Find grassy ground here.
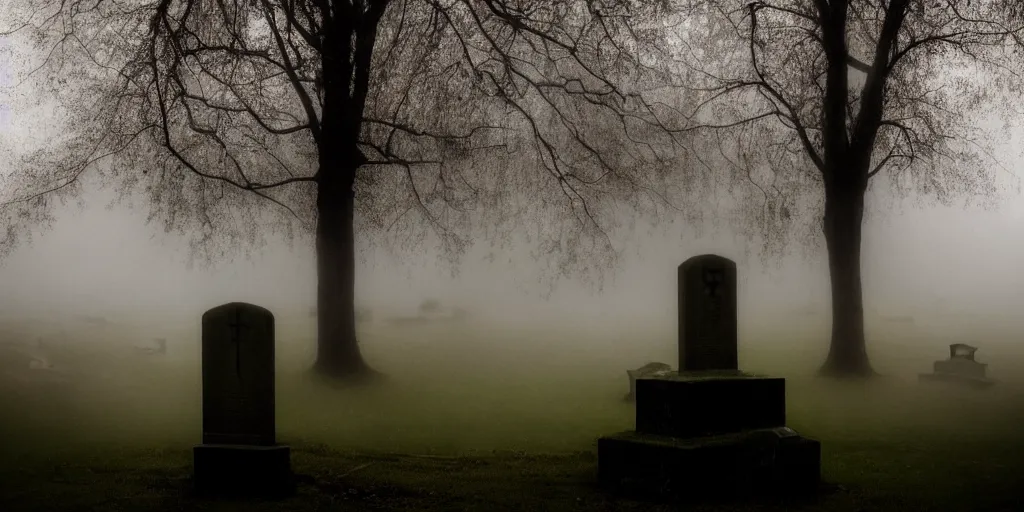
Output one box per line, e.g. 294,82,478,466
1,319,1023,511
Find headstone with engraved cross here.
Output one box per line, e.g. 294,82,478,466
201,302,276,445
678,254,738,372
193,302,293,498
598,255,820,501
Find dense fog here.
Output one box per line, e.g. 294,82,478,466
4,180,1024,462
4,180,1024,341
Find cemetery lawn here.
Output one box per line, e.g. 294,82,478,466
2,324,1023,511
1,423,1022,512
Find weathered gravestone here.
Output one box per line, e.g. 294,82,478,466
192,302,294,498
598,254,821,501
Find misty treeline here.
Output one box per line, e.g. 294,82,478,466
0,1,1022,381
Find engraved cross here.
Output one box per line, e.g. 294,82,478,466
228,310,243,378
704,268,724,298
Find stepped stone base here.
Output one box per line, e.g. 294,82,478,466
598,427,820,500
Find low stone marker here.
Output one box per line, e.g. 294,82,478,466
624,362,672,402
918,343,996,389
598,254,821,501
192,302,293,498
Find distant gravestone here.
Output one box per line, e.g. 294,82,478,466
193,302,293,498
919,343,996,389
678,254,738,372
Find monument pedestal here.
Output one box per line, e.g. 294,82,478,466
635,371,786,437
598,372,820,501
193,444,294,499
599,426,820,498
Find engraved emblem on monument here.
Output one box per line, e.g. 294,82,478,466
678,255,738,372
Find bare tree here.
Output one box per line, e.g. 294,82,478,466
1,0,691,382
653,0,1024,376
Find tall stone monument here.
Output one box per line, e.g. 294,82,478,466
192,302,294,498
598,255,820,500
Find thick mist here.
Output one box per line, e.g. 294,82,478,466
5,181,1024,341
4,174,1024,464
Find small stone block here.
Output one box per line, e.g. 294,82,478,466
193,444,294,499
773,435,822,495
597,428,820,500
635,372,786,437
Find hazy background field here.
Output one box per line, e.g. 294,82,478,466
5,187,1024,454
4,309,1024,456
3,180,1024,510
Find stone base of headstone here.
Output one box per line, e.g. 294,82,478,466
597,427,821,500
933,359,988,379
599,372,819,502
193,444,294,499
918,372,995,389
635,371,786,437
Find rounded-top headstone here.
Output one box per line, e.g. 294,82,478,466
201,302,276,446
678,255,738,372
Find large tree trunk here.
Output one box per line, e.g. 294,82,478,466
311,160,379,383
819,176,875,378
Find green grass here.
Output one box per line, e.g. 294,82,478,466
1,320,1023,511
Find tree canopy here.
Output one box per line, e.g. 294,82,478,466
1,0,702,283
658,0,1023,247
